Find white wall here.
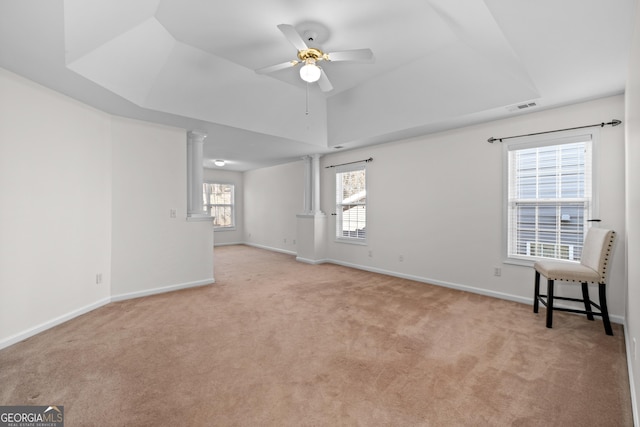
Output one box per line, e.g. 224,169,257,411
0,67,214,348
110,117,214,299
625,0,640,421
321,95,626,318
204,168,244,246
0,68,112,345
244,160,304,254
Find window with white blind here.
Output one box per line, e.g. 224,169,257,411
505,132,594,262
336,164,366,243
203,183,235,229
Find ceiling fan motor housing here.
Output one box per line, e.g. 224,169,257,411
297,48,328,63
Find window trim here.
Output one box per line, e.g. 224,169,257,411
335,163,367,245
502,127,599,266
204,182,236,231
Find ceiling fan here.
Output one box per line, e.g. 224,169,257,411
256,24,374,92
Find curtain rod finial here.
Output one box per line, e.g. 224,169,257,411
612,119,622,127
488,137,496,143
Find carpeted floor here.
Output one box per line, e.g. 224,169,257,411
0,245,632,426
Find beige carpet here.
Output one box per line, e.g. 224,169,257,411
0,245,632,426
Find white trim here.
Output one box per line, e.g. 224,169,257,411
296,256,328,265
1,278,216,351
187,214,214,222
244,242,297,256
111,279,213,302
335,163,367,244
625,321,639,426
245,244,626,325
214,241,244,247
334,237,367,246
502,128,599,263
323,257,624,324
0,297,111,350
326,257,532,303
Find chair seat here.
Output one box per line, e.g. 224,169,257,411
534,260,600,283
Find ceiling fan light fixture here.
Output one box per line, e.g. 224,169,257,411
299,59,321,83
214,159,225,167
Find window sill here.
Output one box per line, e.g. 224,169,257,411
214,227,236,232
187,214,214,222
503,256,580,268
335,238,367,246
503,257,535,268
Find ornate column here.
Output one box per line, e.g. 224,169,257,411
311,154,323,214
296,153,326,264
302,155,313,214
187,130,208,219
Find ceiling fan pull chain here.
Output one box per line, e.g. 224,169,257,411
305,82,310,115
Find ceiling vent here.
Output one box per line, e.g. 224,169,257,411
507,101,538,112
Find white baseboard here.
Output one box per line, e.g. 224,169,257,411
326,258,530,303
625,321,639,426
244,242,296,256
324,258,625,324
214,241,243,247
242,241,627,324
0,297,111,350
296,256,328,265
242,243,626,325
111,279,214,302
1,279,215,351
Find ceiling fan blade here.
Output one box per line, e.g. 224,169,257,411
255,60,298,74
317,69,333,92
327,48,374,63
277,24,308,52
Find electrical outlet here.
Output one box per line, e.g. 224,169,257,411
169,209,177,218
283,238,287,244
494,267,502,277
368,250,373,258
293,239,296,245
96,273,102,285
399,255,404,262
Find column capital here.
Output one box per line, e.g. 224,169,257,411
187,130,207,143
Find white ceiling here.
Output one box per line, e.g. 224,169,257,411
0,0,636,171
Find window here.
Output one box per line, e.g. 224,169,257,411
203,183,235,229
336,164,366,242
506,132,594,262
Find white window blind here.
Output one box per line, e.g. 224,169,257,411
335,164,366,242
506,134,593,261
203,183,235,229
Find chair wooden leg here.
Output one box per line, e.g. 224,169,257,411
599,283,613,336
546,279,554,328
581,282,594,321
534,271,540,313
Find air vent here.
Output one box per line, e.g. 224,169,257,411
507,101,538,112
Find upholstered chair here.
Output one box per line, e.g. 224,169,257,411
533,228,616,335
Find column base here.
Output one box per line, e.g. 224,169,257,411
296,213,326,263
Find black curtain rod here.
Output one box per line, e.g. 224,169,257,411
487,119,621,143
325,157,373,169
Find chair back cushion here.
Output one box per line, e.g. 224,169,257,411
580,228,616,283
